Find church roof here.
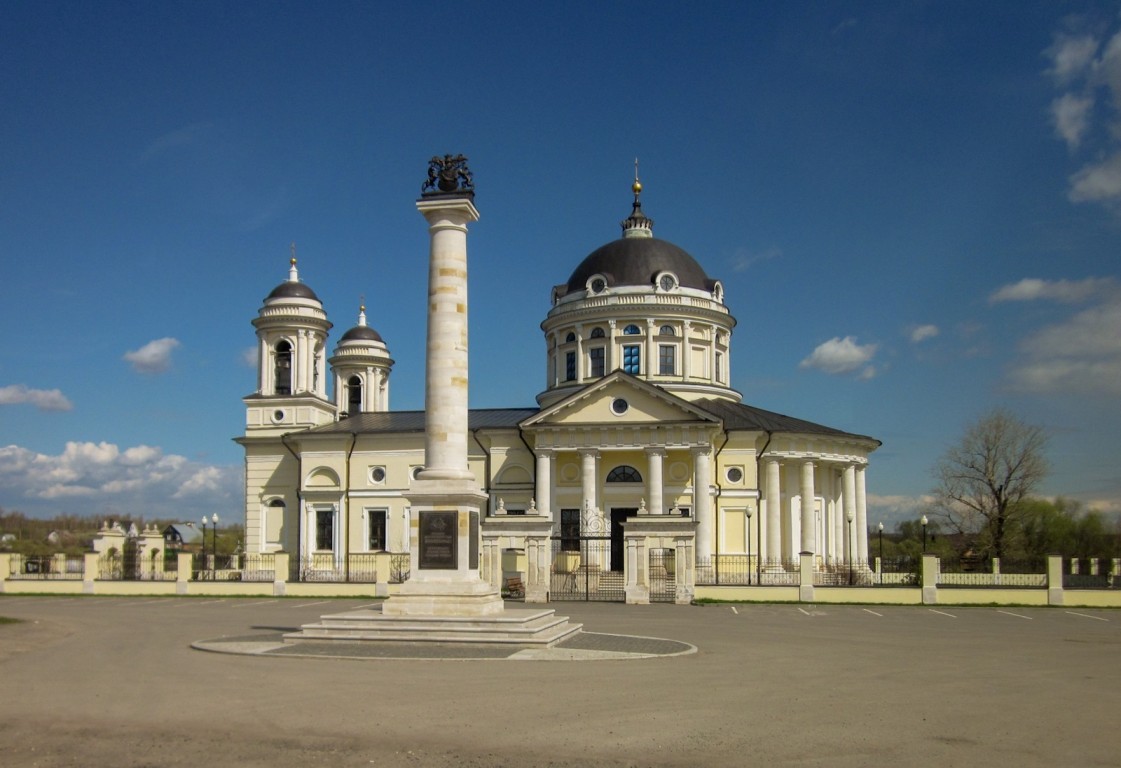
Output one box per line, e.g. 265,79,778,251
266,280,320,301
692,397,880,444
339,325,384,343
303,408,539,435
564,237,713,294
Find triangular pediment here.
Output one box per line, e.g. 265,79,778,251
521,372,720,429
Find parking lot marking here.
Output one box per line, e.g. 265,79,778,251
798,607,811,616
1066,611,1109,622
730,606,738,615
929,609,957,618
998,610,1032,620
294,601,332,608
862,608,883,617
241,600,278,606
199,600,226,605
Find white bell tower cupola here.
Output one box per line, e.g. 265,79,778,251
328,302,394,418
245,250,336,434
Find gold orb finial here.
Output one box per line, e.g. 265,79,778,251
632,157,642,195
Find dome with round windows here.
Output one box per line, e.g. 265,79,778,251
564,236,712,295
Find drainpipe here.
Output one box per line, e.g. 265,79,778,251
755,431,774,582
343,431,357,581
470,427,491,513
712,429,730,585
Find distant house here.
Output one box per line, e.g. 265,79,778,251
163,524,202,551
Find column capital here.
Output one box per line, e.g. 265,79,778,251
578,448,600,459
534,447,555,458
691,446,712,458
645,446,666,458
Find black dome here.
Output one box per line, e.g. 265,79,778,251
565,237,712,294
339,325,384,343
266,281,320,301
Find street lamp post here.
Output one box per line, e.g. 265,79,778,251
199,516,209,580
878,521,884,584
210,513,219,579
921,514,929,553
746,507,754,585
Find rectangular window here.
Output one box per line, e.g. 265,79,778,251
589,346,605,377
623,344,641,375
715,351,724,383
560,508,580,552
565,350,577,381
315,509,334,551
659,345,676,375
368,509,387,551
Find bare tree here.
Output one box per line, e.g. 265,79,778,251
931,408,1048,558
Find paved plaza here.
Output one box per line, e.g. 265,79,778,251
0,595,1117,767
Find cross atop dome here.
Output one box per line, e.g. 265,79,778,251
621,159,654,238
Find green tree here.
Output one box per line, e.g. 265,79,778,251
930,408,1048,559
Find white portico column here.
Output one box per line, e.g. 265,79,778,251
579,449,599,518
646,448,664,515
415,196,480,481
842,464,857,566
856,466,869,563
765,458,781,564
800,461,816,555
694,448,713,559
535,450,553,521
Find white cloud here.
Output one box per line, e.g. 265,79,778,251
123,337,180,374
989,276,1115,304
867,493,936,528
1069,152,1121,203
0,441,239,519
1046,33,1099,83
799,336,878,378
909,324,939,343
1051,92,1093,148
1005,289,1121,397
241,346,258,368
729,245,781,273
0,384,73,411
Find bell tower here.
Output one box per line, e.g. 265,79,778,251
328,303,394,417
245,250,336,435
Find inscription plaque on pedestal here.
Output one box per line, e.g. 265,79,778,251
419,511,458,569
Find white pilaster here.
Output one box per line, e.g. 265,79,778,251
646,447,664,514
580,449,598,515
535,450,553,521
694,448,713,559
765,458,781,564
800,460,815,554
843,464,857,566
856,466,869,563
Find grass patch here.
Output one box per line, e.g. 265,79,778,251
0,616,22,625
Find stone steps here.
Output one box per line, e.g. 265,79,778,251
284,607,582,647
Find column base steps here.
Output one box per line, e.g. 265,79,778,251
284,606,582,647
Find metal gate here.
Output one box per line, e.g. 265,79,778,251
549,535,625,602
649,547,676,602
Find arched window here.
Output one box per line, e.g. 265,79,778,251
274,340,292,395
606,465,643,483
659,325,675,336
565,332,577,343
347,375,362,414
590,327,605,339
623,324,641,335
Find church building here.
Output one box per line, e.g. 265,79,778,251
236,176,879,599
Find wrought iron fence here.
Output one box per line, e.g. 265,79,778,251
240,553,276,582
879,556,920,586
294,553,400,583
8,554,84,580
814,561,874,586
938,556,1046,588
694,556,800,586
1064,557,1119,589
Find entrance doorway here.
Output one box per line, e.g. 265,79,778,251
610,508,637,573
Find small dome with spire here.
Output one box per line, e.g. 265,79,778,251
339,304,384,343
265,249,321,303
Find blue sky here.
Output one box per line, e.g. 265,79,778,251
2,1,1120,527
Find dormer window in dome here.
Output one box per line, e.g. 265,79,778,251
587,274,609,295
565,332,577,343
590,327,605,339
275,340,292,395
623,324,641,335
713,281,724,304
656,271,678,292
659,325,676,336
